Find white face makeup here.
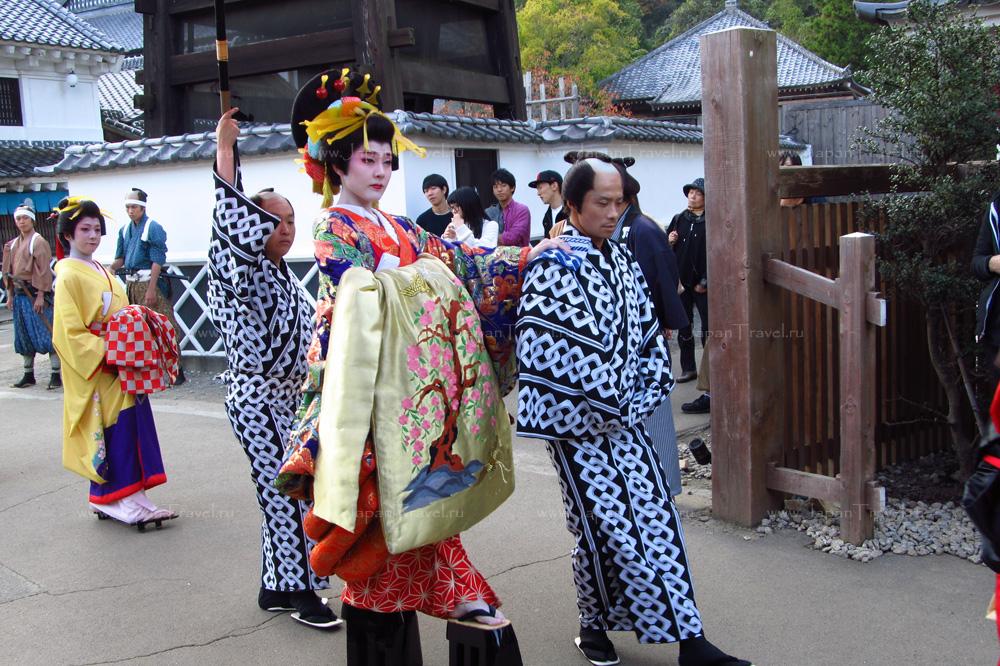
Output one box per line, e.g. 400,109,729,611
68,216,103,259
335,141,394,208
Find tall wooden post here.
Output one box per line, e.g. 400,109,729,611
838,233,878,543
701,28,784,525
137,0,173,137
351,0,403,112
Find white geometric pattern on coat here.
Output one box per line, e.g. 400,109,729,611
547,425,703,644
208,168,321,592
225,373,326,592
517,234,673,442
209,179,310,381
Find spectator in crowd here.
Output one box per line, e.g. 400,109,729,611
667,177,708,383
443,186,499,248
415,173,452,236
485,168,531,247
529,169,567,241
973,188,1000,395
779,152,806,208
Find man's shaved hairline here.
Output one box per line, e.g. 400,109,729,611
253,190,294,217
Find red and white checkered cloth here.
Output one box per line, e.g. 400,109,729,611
104,304,179,395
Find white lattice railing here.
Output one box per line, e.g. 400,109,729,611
165,258,319,358
2,259,318,358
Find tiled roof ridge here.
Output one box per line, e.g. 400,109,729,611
600,6,767,92
68,0,135,12
36,113,810,175
3,0,127,52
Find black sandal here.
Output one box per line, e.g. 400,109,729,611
450,605,511,629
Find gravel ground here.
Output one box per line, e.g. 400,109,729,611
675,437,984,565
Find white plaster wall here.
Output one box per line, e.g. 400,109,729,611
400,138,706,237
65,136,709,265
69,152,316,264
401,142,456,220
0,58,105,142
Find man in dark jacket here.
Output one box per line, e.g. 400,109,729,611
972,192,1000,393
666,178,708,383
607,157,689,498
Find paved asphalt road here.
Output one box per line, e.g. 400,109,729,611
0,317,995,665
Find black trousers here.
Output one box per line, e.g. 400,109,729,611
979,342,1000,416
678,287,708,374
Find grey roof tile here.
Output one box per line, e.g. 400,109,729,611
602,6,854,108
98,68,140,114
79,10,142,53
853,0,999,22
0,0,125,52
0,140,80,179
37,112,806,175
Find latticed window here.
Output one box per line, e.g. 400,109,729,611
0,78,23,126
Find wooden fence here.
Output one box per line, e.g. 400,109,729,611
779,202,951,478
522,72,580,121
779,98,914,166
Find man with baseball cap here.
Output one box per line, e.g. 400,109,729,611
529,169,567,241
110,188,185,385
2,202,60,389
666,177,708,386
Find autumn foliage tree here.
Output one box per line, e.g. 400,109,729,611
517,0,646,96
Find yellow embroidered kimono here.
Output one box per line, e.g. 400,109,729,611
53,259,167,502
314,256,514,555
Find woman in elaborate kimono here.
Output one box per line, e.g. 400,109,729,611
52,198,176,527
276,69,562,657
208,108,338,628
517,159,750,666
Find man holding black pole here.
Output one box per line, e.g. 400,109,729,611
110,189,186,385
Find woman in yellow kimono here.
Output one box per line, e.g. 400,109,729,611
52,198,176,527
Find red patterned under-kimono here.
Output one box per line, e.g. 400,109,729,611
278,204,528,617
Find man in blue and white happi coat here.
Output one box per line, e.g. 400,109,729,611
516,157,752,666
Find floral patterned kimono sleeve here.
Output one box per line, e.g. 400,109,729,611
277,210,376,500
410,222,529,394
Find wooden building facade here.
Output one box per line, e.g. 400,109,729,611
134,0,526,137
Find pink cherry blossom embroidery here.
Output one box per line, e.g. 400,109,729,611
419,406,429,416
399,414,409,425
412,455,422,466
417,367,429,379
413,440,425,452
423,300,436,312
401,397,414,410
419,313,432,326
475,408,484,418
471,424,480,434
